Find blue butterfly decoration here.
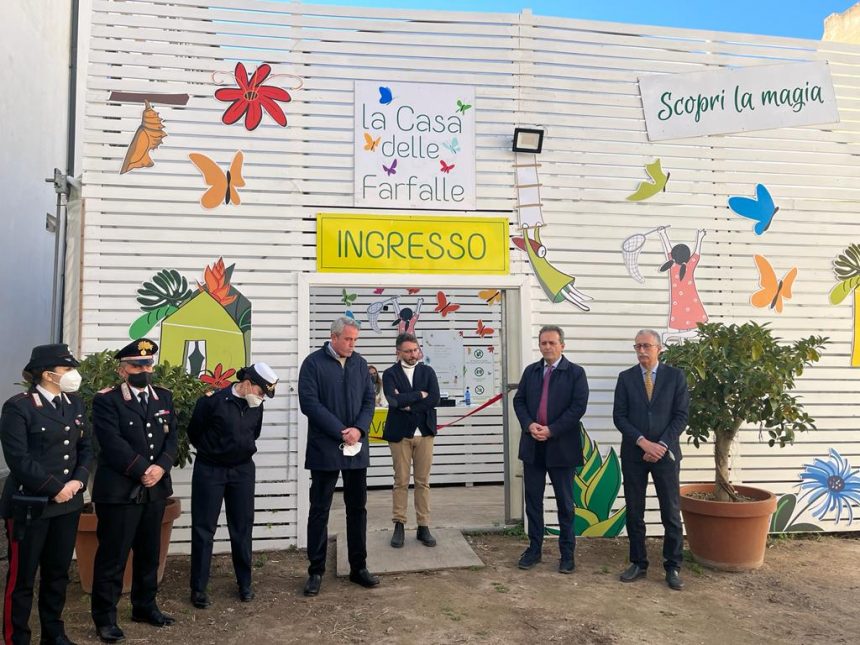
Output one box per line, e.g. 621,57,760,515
378,86,393,105
728,183,779,235
442,137,460,154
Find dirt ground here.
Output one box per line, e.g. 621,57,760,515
50,533,858,644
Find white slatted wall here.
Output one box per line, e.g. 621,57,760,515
78,0,860,553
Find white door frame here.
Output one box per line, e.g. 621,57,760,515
296,272,531,547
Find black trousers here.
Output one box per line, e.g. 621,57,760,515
522,446,575,558
307,469,367,575
190,459,255,593
621,454,683,571
91,500,166,627
3,511,81,644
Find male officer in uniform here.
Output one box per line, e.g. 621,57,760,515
90,339,178,643
187,362,279,609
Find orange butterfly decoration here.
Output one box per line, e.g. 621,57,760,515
189,151,245,209
478,289,501,305
476,320,494,337
434,291,461,317
120,101,166,174
751,255,797,313
407,288,421,295
363,132,381,151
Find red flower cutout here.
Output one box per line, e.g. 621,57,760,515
200,363,237,389
215,62,291,131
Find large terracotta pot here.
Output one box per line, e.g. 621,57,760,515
75,497,182,593
680,483,776,571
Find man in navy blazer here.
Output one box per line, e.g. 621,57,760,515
382,333,441,548
613,329,689,591
513,325,589,574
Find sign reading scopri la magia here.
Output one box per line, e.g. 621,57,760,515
354,81,476,209
639,61,840,141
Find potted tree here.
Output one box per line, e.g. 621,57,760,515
661,322,827,571
74,350,208,592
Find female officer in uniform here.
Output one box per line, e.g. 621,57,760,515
1,344,92,645
187,362,278,609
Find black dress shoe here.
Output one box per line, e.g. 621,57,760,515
416,525,437,547
303,573,322,596
348,568,380,588
190,591,211,609
239,587,255,602
95,625,125,643
390,521,405,548
517,548,541,570
131,608,175,627
665,568,684,591
620,563,647,583
41,635,78,645
558,557,575,574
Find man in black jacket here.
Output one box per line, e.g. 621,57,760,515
381,333,440,549
187,363,279,609
613,329,689,591
298,316,378,597
513,325,589,574
90,339,178,643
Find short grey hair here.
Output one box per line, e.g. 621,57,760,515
635,329,662,346
539,325,565,344
331,316,361,335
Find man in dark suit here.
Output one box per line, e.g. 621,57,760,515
381,333,440,549
298,316,379,597
613,329,689,591
513,325,589,574
90,339,178,642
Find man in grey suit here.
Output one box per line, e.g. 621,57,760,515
613,329,689,591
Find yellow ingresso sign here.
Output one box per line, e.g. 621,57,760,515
317,213,510,274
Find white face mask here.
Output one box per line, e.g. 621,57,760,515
340,441,363,457
244,393,264,408
51,369,82,393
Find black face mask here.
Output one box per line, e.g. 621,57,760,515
127,371,152,388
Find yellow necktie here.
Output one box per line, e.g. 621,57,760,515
644,370,654,401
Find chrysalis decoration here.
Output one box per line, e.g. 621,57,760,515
120,101,167,174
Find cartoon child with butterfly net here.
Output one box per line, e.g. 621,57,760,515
622,226,708,342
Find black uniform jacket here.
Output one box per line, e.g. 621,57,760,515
187,386,263,467
381,362,440,442
91,383,178,504
0,390,93,519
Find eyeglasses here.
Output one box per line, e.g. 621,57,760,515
633,344,658,351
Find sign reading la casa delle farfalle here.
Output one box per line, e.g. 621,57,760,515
354,81,476,209
639,61,840,141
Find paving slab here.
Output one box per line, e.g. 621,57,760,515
335,527,484,576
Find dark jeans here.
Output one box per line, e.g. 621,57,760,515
307,469,367,575
522,446,575,558
190,459,255,593
91,500,165,627
3,511,81,644
621,454,683,571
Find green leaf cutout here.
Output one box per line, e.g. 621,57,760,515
829,276,860,305
128,304,176,339
770,493,796,532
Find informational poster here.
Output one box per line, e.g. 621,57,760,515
639,61,839,141
354,81,476,209
421,330,464,395
464,346,494,402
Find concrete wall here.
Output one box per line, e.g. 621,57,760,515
824,2,860,43
0,1,72,471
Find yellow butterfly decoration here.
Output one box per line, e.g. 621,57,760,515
478,289,501,305
363,132,381,152
626,159,670,201
751,254,797,314
120,101,167,174
188,151,245,209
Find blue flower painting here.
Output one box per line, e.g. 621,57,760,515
796,449,860,525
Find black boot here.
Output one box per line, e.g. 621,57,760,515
417,525,437,547
391,521,405,548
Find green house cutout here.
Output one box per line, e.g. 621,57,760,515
159,290,251,377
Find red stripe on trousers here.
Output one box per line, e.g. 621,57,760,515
4,519,19,645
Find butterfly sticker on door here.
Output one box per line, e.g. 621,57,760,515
434,291,461,317
475,320,494,338
729,184,779,235
751,254,797,313
189,152,245,209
